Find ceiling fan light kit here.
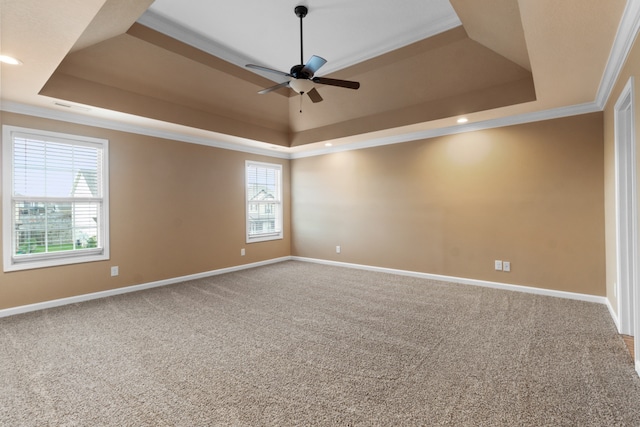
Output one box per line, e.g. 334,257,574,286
289,78,314,94
246,4,360,107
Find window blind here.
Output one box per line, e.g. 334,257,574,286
3,126,109,271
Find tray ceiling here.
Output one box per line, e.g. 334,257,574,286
0,0,631,155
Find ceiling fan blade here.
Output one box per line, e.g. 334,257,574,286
307,87,323,103
301,55,327,76
246,64,291,77
312,77,360,90
258,81,290,94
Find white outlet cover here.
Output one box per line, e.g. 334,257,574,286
494,260,503,271
503,261,511,272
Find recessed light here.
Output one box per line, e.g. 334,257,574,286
325,143,333,147
0,55,22,65
457,117,468,124
53,101,91,112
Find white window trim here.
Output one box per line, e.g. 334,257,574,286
245,160,283,243
2,125,110,272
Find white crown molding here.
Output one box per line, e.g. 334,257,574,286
137,10,257,74
137,10,461,78
596,0,640,109
4,3,635,162
0,101,289,159
3,100,603,161
6,2,634,160
291,102,601,159
318,16,462,75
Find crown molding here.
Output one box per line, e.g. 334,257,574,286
0,101,290,159
596,0,640,109
291,102,601,159
3,4,634,162
137,10,258,74
137,10,461,78
2,100,602,161
318,16,462,75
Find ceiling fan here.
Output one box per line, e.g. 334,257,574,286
246,5,360,104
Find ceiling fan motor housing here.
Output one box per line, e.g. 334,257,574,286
290,64,312,79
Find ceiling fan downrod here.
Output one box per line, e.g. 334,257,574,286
295,5,308,66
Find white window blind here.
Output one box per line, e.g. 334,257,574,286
246,161,283,243
2,126,109,271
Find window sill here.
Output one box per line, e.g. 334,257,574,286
3,251,109,272
246,233,283,244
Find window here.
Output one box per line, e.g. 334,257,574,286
246,161,282,243
2,126,109,271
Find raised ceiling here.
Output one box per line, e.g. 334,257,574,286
0,0,631,155
140,0,462,76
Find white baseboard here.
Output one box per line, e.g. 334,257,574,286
292,256,609,305
0,256,292,318
1,255,612,320
606,297,622,332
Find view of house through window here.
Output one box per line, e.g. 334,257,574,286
246,161,283,242
2,126,109,271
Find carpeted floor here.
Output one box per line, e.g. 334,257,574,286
1,260,640,426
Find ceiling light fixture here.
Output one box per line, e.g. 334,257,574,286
0,55,22,65
246,5,360,104
325,143,333,147
289,78,315,95
53,101,91,112
457,117,469,124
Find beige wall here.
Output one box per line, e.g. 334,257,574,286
0,112,291,310
291,113,605,295
604,34,640,315
0,108,607,310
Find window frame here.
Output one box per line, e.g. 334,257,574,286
245,160,283,243
2,125,110,272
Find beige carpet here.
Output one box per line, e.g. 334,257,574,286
1,261,639,426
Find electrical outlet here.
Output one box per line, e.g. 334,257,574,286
241,248,245,256
503,261,511,272
494,260,503,271
111,266,119,277
336,245,341,254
